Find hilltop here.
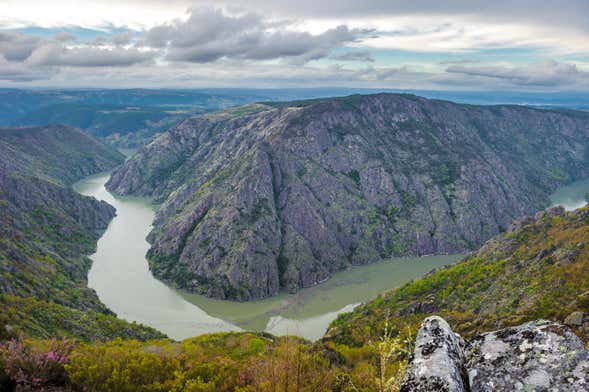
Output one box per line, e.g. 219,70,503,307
107,93,589,300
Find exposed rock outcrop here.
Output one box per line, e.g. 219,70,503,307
564,311,585,327
402,317,589,391
107,94,589,300
401,316,468,392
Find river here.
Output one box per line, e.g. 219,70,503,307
76,172,587,341
549,178,589,211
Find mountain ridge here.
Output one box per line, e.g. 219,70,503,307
0,125,124,185
107,93,589,300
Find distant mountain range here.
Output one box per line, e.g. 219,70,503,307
107,93,589,300
2,88,589,149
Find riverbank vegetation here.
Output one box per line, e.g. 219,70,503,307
327,206,589,347
4,206,589,390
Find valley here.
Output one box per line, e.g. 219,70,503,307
0,125,162,340
3,2,589,389
3,93,589,391
72,161,589,340
74,172,460,341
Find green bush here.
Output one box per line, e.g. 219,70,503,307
66,339,179,391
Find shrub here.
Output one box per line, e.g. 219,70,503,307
346,170,361,187
0,359,15,391
65,339,179,392
239,338,336,391
373,322,412,392
0,336,74,390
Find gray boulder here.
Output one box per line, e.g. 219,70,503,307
564,311,585,327
401,316,468,392
403,317,589,391
466,320,589,392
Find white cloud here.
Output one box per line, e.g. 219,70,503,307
353,18,589,55
0,53,54,82
144,8,368,64
0,32,43,61
0,30,155,70
25,44,155,67
112,32,133,46
446,60,589,87
0,2,589,90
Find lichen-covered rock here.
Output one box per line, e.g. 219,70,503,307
401,316,468,392
402,317,589,392
534,206,566,221
466,320,589,391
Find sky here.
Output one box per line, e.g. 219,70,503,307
1,0,589,90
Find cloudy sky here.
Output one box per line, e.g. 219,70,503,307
1,0,589,90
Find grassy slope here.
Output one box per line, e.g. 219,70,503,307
0,125,124,185
326,206,589,347
0,126,163,341
0,295,162,341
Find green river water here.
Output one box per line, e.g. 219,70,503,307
73,172,589,341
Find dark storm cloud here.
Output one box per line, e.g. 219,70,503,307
145,8,369,63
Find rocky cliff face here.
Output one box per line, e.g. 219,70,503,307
402,316,589,391
107,94,589,300
0,173,116,311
